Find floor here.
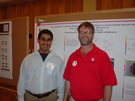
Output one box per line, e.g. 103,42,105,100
0,87,17,101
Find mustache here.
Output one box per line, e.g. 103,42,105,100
81,36,89,39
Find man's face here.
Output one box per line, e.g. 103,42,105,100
78,26,94,46
38,33,52,53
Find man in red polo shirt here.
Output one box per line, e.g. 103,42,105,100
63,22,117,101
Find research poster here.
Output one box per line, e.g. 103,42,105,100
0,21,12,79
35,19,135,101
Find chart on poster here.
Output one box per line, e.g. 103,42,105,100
0,21,12,79
35,19,135,101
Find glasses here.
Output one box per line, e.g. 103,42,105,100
41,37,52,42
79,31,93,35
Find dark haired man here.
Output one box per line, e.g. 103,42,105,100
63,22,117,101
17,29,65,101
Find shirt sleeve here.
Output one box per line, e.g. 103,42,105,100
56,58,65,101
63,55,72,81
101,52,117,86
17,58,27,101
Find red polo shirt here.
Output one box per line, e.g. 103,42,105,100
63,44,117,101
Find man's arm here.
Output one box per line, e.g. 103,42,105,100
63,80,70,101
103,86,112,101
56,59,65,101
17,59,27,101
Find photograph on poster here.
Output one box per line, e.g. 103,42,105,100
126,60,135,77
110,58,115,68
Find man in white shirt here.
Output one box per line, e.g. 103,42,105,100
17,29,65,101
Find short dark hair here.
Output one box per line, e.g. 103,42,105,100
38,29,53,40
78,22,94,33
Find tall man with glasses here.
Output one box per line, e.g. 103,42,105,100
17,29,65,101
63,22,117,101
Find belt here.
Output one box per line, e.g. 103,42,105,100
26,89,56,98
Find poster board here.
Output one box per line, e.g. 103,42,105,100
35,8,135,23
0,21,12,79
0,17,29,89
35,8,135,101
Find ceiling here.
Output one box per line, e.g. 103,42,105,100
0,0,37,6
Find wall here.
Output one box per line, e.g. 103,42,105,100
0,0,83,50
97,0,135,10
0,0,135,50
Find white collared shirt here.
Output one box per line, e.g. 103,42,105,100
17,51,65,101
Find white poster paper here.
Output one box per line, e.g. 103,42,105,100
35,19,135,101
0,21,12,79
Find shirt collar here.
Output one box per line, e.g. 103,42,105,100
76,44,98,56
